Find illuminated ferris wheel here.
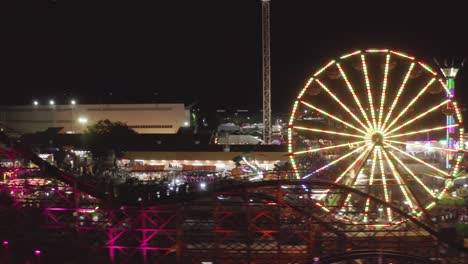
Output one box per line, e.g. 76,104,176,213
287,49,465,225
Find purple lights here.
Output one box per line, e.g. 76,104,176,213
2,241,8,246
34,249,41,255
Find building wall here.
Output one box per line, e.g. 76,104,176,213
123,151,288,171
0,104,189,134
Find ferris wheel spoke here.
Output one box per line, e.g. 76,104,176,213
361,54,377,129
381,63,415,131
377,147,392,222
387,151,436,198
303,144,371,179
384,99,451,136
339,144,375,187
337,145,375,215
385,124,459,139
300,101,368,135
386,140,458,153
382,78,436,133
293,140,367,155
384,143,449,176
438,79,455,99
363,149,378,223
316,145,373,200
315,79,371,133
377,54,391,131
336,64,374,131
381,149,418,214
293,126,366,139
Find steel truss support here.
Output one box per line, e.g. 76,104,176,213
1,179,464,263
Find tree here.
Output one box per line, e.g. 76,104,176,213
83,119,137,162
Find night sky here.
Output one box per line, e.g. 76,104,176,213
1,2,467,114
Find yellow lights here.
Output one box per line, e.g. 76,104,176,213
386,124,459,139
425,202,436,210
383,78,436,133
382,150,415,212
289,101,299,125
361,55,377,129
418,61,437,75
453,101,463,123
385,99,451,135
300,101,367,134
338,147,370,180
315,79,371,133
297,78,314,99
385,143,449,176
386,139,457,152
289,156,299,179
287,49,463,224
451,154,464,179
366,49,389,53
459,128,465,150
337,63,373,131
287,128,293,153
390,50,415,60
387,151,435,197
293,126,366,139
315,202,331,213
377,54,391,131
377,147,392,222
438,79,454,98
381,63,414,130
307,144,369,179
313,60,335,77
293,140,366,155
340,50,361,59
316,146,371,200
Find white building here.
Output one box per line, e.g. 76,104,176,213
0,103,190,134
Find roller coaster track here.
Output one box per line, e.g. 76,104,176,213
309,249,438,263
0,132,105,199
0,132,466,262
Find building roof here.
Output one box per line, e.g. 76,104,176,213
19,128,287,153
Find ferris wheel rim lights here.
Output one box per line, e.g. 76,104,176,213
288,48,464,225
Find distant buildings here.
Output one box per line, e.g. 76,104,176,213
0,103,190,135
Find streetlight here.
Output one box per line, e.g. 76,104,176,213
33,100,38,106
78,117,88,124
70,99,76,105
49,100,55,106
78,117,88,133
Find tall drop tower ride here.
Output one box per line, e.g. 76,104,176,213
261,0,271,144
436,58,465,168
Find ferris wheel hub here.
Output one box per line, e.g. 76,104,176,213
371,133,384,145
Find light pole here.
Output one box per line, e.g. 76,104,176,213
70,99,76,132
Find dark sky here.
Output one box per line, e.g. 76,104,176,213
1,1,467,114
